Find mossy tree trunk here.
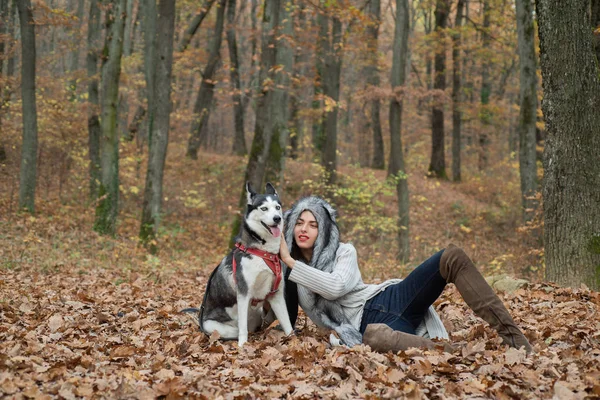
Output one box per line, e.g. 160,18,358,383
230,0,281,246
389,0,410,262
87,0,101,200
94,0,126,235
139,0,176,252
537,0,600,290
17,0,38,213
265,0,293,186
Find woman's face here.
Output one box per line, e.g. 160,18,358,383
294,210,318,251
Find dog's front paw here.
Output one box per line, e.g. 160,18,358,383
238,336,248,347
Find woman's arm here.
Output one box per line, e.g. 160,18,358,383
281,241,361,300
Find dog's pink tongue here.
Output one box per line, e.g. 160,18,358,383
271,226,281,237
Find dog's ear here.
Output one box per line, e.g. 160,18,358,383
265,182,278,197
246,181,256,204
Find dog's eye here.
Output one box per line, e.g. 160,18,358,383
276,205,281,210
260,207,268,211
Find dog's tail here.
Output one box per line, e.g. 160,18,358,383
181,263,221,334
180,308,201,314
180,308,202,329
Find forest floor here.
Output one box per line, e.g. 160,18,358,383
1,141,599,399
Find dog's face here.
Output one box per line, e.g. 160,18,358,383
246,182,283,238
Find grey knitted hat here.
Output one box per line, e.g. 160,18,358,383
283,196,340,272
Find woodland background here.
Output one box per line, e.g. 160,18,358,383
1,0,600,398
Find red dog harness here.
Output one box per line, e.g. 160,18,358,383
232,243,282,306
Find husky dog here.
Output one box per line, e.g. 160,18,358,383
185,182,294,347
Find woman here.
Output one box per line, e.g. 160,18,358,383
279,196,532,353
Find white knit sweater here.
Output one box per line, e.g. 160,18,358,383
288,242,449,340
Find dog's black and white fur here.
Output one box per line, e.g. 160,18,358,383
190,183,293,346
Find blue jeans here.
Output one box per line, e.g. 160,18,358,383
360,249,447,335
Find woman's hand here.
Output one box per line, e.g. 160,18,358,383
279,236,294,268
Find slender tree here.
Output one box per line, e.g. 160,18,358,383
225,0,246,156
67,0,85,100
140,0,176,252
364,0,384,170
144,0,157,144
117,0,136,140
479,0,492,170
186,0,227,159
178,0,216,52
289,2,309,159
389,0,411,262
428,0,449,179
451,0,464,182
537,0,600,290
311,7,327,157
94,0,127,235
87,0,102,199
320,8,343,184
515,0,538,222
16,0,38,212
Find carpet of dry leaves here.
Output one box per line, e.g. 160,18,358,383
2,212,600,399
1,149,600,399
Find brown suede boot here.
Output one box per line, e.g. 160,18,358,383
439,244,532,353
363,324,455,353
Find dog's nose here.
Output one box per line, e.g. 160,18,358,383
273,215,281,224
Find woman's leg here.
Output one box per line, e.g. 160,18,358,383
360,249,454,352
360,249,447,334
439,244,532,352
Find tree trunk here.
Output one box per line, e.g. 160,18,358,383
139,0,176,252
186,0,226,159
428,0,448,180
67,0,85,100
226,0,246,156
451,0,464,182
389,0,410,262
312,8,327,156
118,0,135,140
591,0,600,63
320,13,342,185
537,0,600,290
289,2,308,159
245,0,280,189
144,0,157,145
230,0,281,246
479,0,491,171
516,0,538,222
364,0,384,170
265,0,293,186
123,0,135,56
0,0,10,162
17,0,38,212
87,0,101,200
178,0,216,52
94,0,127,235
